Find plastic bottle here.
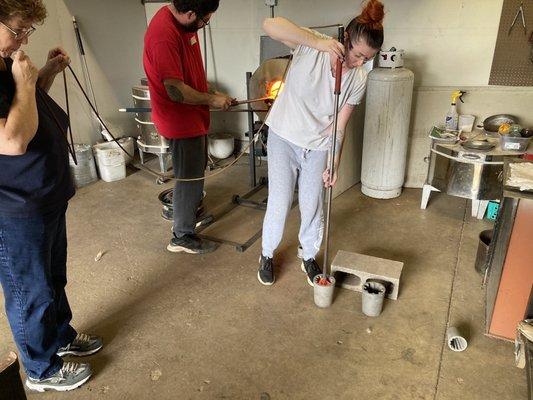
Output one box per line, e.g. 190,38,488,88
445,90,465,131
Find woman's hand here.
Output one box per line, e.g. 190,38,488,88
11,51,39,89
43,47,70,75
316,38,344,62
322,166,339,188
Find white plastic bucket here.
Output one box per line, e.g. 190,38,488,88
93,142,126,182
208,133,234,159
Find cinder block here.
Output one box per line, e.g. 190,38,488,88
330,250,403,300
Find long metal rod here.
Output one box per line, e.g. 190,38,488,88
231,96,271,106
246,71,257,188
322,26,344,279
72,16,103,136
309,24,344,30
119,107,269,113
72,17,98,114
322,91,340,277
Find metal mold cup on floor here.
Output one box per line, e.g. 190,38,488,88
446,326,468,352
313,275,336,308
362,281,386,317
475,229,493,275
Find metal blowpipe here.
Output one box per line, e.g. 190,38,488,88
321,25,344,283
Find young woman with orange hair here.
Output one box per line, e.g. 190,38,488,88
258,0,385,286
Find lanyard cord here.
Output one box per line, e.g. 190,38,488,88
36,81,77,164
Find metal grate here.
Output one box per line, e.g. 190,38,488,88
489,0,533,86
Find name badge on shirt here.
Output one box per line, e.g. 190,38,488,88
190,37,197,46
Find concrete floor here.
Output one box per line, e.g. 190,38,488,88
0,159,528,399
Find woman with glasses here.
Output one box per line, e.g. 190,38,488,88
0,0,102,392
257,0,385,286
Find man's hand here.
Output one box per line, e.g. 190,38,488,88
208,92,233,110
11,51,38,89
43,47,70,76
316,38,344,62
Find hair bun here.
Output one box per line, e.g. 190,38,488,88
356,0,384,30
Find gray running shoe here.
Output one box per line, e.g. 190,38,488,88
57,333,103,357
25,362,92,392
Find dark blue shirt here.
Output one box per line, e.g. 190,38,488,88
0,58,75,216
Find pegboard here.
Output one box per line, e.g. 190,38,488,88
489,0,533,86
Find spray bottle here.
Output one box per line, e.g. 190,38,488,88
445,90,465,131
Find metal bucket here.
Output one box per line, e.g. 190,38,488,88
132,86,168,147
69,144,98,188
475,230,493,275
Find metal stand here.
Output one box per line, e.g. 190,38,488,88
196,72,274,252
197,177,268,252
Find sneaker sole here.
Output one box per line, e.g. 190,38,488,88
300,262,314,287
257,270,275,286
57,344,103,357
166,244,216,254
26,374,91,392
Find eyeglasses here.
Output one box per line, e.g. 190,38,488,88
199,16,210,27
0,20,35,40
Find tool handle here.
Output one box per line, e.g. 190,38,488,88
72,17,85,55
334,58,342,94
334,25,344,95
119,107,152,113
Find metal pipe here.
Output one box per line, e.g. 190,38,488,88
309,23,344,30
72,17,99,115
119,107,269,113
230,96,271,106
246,71,257,188
322,25,344,279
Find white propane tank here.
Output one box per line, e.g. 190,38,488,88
361,49,414,199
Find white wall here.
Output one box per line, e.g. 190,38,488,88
24,0,146,144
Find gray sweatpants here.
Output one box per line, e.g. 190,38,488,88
262,131,328,260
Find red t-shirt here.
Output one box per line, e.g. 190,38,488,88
143,6,209,139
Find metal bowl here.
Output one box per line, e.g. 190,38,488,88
521,128,533,138
482,114,519,133
461,140,495,151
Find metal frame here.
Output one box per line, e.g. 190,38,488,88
196,72,272,252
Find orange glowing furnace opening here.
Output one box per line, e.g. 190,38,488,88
266,79,284,99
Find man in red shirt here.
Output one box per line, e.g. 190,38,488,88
144,0,232,254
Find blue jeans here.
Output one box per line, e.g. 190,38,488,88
0,205,77,379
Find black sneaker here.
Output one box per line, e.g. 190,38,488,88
301,258,321,286
257,255,275,285
167,234,218,254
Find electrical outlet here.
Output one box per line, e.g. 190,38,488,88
265,0,278,6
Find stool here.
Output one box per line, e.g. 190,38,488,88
331,250,404,300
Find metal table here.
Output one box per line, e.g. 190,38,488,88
420,138,527,219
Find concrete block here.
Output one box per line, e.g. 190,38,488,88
330,250,404,300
